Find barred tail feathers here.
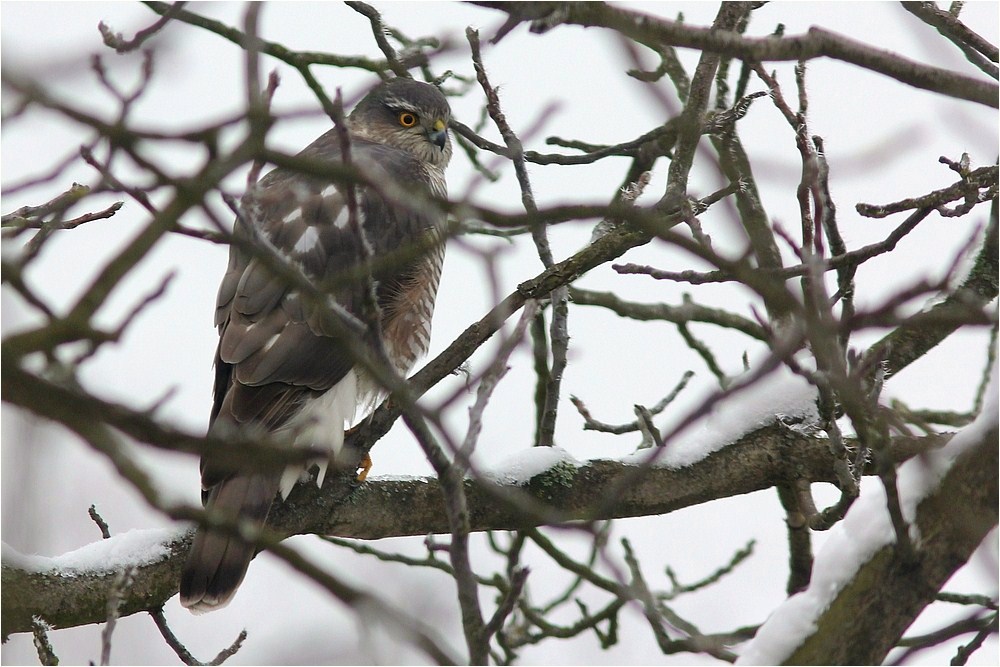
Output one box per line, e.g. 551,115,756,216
179,472,278,613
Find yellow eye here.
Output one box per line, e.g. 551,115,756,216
398,112,417,128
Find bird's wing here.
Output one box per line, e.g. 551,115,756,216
204,135,443,489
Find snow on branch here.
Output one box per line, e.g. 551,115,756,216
2,423,942,639
738,369,999,665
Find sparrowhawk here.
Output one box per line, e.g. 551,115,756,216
180,78,452,612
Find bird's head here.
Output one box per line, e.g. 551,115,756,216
349,78,453,169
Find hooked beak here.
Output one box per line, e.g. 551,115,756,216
428,119,448,149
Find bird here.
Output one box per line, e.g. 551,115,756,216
180,78,452,613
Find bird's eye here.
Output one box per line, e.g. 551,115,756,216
398,112,418,128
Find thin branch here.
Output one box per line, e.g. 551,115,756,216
472,2,999,108
660,3,751,213
265,539,459,665
1,183,93,227
901,1,999,79
568,288,767,340
346,1,412,78
99,567,136,665
621,538,738,661
400,407,487,664
30,618,59,666
570,370,694,435
676,322,727,386
951,614,998,665
88,505,112,540
856,165,997,218
467,26,569,449
482,568,529,643
450,120,680,167
663,539,757,598
614,206,937,284
461,301,539,459
99,1,188,53
141,1,430,74
148,606,246,666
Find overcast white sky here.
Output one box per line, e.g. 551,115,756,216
2,2,997,665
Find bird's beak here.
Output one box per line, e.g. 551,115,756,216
429,118,448,149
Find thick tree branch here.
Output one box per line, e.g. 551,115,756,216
473,2,999,108
862,199,998,378
785,420,999,664
1,427,942,638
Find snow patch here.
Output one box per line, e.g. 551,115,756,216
623,365,819,469
481,446,578,486
372,474,433,483
3,526,182,576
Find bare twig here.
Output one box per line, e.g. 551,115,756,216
100,567,136,665
614,206,937,285
400,408,487,664
467,26,568,449
482,568,529,643
1,183,93,228
891,610,997,664
570,370,694,435
99,1,188,53
676,322,727,386
621,538,739,661
950,614,998,665
570,371,694,435
141,1,431,74
856,165,997,218
634,404,664,448
461,301,539,460
149,607,246,665
568,288,767,340
88,505,111,540
346,1,412,78
30,617,59,666
663,539,756,597
901,1,999,79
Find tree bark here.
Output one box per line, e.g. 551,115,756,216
1,426,941,639
786,421,999,664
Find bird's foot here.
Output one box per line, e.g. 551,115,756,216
355,453,373,482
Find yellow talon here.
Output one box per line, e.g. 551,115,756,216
356,453,373,482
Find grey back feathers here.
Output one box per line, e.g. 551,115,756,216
180,79,451,612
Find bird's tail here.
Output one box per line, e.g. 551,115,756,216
179,472,279,613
